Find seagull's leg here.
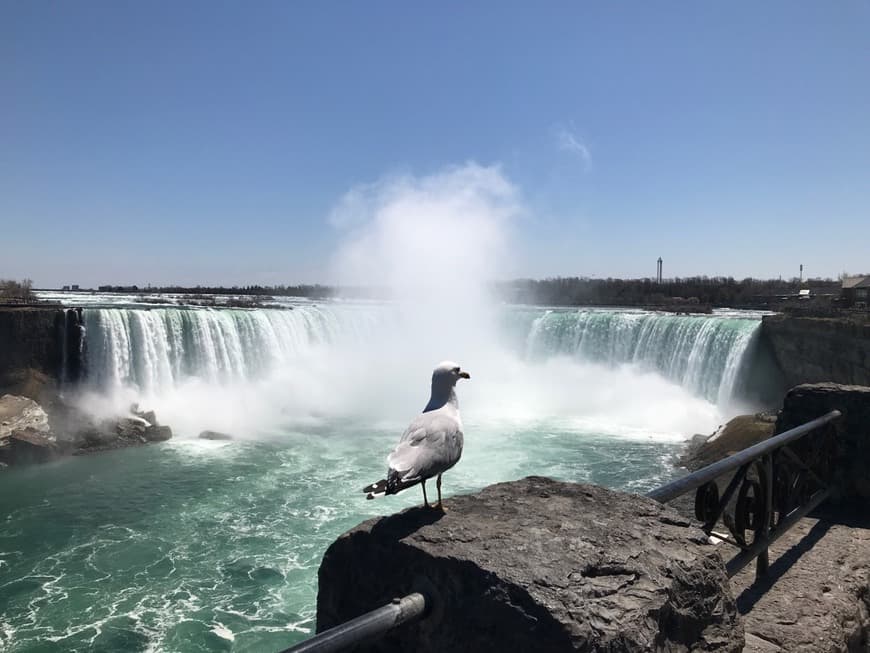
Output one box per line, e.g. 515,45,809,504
421,480,429,508
436,474,444,510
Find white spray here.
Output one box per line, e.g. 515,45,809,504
75,162,741,442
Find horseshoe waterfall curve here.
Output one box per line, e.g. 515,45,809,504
80,304,770,408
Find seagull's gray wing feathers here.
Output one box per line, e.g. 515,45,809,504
387,409,463,482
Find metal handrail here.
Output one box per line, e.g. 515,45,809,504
647,410,841,503
279,592,428,653
724,487,828,577
647,409,841,579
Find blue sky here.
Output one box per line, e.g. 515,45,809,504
2,1,868,288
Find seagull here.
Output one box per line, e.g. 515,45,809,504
363,361,470,510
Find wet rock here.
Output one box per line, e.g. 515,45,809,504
145,425,172,442
316,476,743,652
0,428,58,465
130,404,158,426
73,411,172,452
77,424,118,448
198,430,233,441
116,417,149,440
0,394,59,466
679,413,777,471
0,394,51,440
140,410,158,426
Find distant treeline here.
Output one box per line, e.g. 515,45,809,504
87,276,843,308
97,284,334,299
0,278,34,303
495,276,841,307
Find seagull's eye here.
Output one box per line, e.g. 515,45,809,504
452,367,460,374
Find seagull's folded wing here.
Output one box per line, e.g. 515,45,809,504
387,412,458,480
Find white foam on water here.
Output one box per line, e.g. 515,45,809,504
210,623,235,641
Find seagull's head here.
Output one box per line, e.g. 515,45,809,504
432,360,471,387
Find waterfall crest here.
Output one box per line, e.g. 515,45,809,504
518,309,759,404
82,305,376,393
81,305,759,407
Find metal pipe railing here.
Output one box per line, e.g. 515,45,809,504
724,487,830,577
646,410,841,503
647,409,841,580
279,592,428,653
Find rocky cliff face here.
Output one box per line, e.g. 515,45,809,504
317,477,742,652
0,307,83,396
761,315,870,387
0,308,65,382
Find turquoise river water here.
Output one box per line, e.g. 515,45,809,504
1,298,770,652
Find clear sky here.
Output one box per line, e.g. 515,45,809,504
2,1,868,288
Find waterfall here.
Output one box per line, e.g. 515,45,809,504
80,304,761,407
518,308,760,404
82,305,377,394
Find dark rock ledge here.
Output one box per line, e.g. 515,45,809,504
0,393,172,467
317,477,743,652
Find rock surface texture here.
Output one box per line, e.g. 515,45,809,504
0,394,51,440
761,315,870,387
731,514,870,652
0,394,57,465
775,383,870,503
0,394,172,465
0,308,62,377
198,430,233,441
680,414,777,472
317,477,743,652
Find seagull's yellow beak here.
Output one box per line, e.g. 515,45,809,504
458,371,471,379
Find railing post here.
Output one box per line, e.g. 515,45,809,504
755,453,773,578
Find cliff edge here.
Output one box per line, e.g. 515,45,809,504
761,315,870,388
317,477,742,652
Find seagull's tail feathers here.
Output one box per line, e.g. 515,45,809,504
363,469,420,500
363,478,389,499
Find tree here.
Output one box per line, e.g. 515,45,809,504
0,278,34,303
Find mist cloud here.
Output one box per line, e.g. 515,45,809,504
330,162,521,300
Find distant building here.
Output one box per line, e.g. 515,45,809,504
71,284,80,291
62,285,70,291
841,276,870,308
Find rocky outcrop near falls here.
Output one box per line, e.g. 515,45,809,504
0,394,172,466
0,394,58,465
0,394,50,439
316,476,743,652
679,413,777,471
